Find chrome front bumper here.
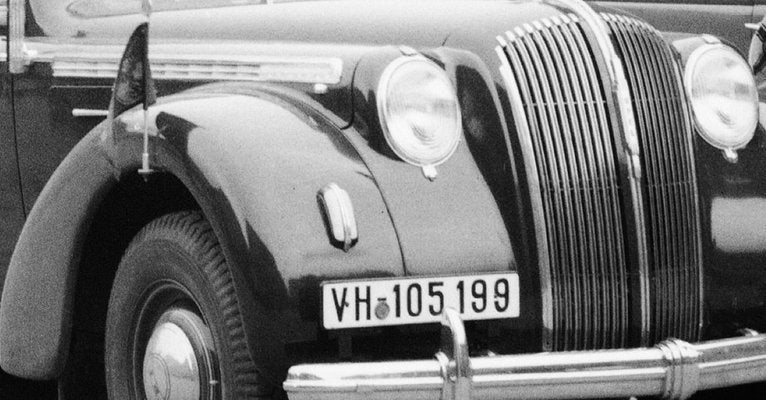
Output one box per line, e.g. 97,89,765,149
283,309,766,400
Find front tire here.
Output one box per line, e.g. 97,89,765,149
105,211,263,399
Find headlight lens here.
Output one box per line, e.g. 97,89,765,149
685,44,758,151
377,57,461,167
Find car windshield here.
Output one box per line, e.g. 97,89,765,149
66,0,313,18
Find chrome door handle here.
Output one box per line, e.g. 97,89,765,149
72,109,109,118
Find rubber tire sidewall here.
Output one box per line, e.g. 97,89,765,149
106,232,233,399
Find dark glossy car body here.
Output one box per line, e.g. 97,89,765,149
596,0,763,53
0,0,765,399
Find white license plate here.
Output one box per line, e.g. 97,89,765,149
322,272,519,329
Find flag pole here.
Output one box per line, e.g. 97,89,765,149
138,0,154,178
139,107,151,176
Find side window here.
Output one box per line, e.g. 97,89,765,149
67,0,268,18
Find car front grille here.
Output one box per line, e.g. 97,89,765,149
602,13,702,345
496,12,702,350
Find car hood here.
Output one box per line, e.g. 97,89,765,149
35,0,570,47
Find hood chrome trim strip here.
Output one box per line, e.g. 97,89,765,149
23,40,343,84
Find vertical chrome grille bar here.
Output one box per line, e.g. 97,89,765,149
538,18,599,349
510,25,579,349
557,15,629,349
530,20,595,349
543,0,651,347
643,23,702,340
495,40,556,351
497,15,630,350
605,14,672,341
563,15,629,349
603,13,703,343
633,19,685,340
664,36,703,341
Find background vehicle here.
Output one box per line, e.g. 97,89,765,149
596,0,762,53
0,0,766,399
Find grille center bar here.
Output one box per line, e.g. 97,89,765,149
542,0,651,347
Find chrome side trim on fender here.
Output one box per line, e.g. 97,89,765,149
54,53,344,84
284,309,766,400
72,109,109,118
317,183,358,252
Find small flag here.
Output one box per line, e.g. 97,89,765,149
111,22,156,118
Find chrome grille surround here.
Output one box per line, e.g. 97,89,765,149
496,9,703,350
603,13,703,343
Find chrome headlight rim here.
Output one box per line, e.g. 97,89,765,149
683,43,758,153
376,55,462,168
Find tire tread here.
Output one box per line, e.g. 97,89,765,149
121,211,267,399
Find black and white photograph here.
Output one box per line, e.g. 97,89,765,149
1,0,766,399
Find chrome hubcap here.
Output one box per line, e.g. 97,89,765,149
142,308,216,400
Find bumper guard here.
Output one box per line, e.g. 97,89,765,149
284,309,766,400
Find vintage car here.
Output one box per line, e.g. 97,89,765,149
0,0,766,399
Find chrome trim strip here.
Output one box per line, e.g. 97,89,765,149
559,14,629,349
542,0,650,345
72,109,109,118
317,183,358,252
438,309,471,400
495,42,554,351
285,319,766,400
23,41,343,84
671,37,706,342
538,16,596,349
55,54,344,84
497,11,634,351
602,13,705,343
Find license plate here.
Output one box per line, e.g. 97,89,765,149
322,272,519,329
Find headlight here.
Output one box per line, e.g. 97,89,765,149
684,44,758,153
377,56,461,171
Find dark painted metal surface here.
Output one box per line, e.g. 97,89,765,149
0,123,115,378
0,72,25,294
595,0,757,54
13,65,112,213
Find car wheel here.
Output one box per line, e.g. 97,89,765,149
105,211,262,399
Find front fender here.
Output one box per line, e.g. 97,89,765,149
0,125,115,379
0,83,402,380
